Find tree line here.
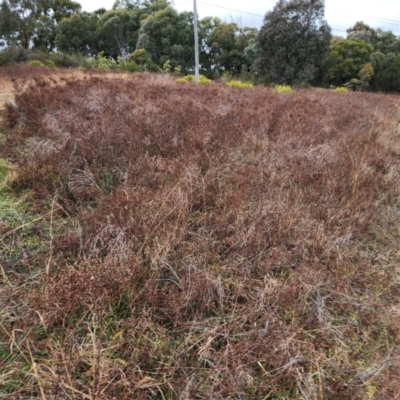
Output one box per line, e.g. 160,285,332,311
1,0,400,92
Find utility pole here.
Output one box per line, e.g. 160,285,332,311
193,0,200,83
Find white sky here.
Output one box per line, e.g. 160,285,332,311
78,0,400,36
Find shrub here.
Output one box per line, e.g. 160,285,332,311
274,84,292,93
175,74,213,84
0,48,19,66
0,51,12,67
129,49,160,73
81,57,96,69
0,48,51,66
175,77,188,84
335,86,348,93
345,78,361,91
199,75,213,84
28,60,44,67
296,81,312,89
222,71,233,82
124,61,143,72
226,80,254,89
1,47,43,65
163,59,172,73
43,59,56,68
173,65,181,76
96,52,117,69
175,75,195,83
47,52,81,68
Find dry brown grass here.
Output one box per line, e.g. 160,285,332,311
0,82,13,110
0,66,400,399
0,65,136,109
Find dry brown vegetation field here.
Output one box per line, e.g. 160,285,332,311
1,66,400,399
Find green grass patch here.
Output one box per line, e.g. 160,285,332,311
0,159,8,187
0,159,63,274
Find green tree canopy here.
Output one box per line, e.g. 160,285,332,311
345,22,400,54
0,0,21,47
53,0,81,23
95,0,171,59
324,38,374,87
372,53,400,92
128,47,159,71
96,8,140,58
0,0,57,49
346,21,376,44
198,16,220,77
0,0,84,50
198,18,257,77
136,6,194,72
112,0,169,14
55,11,99,56
209,23,257,75
243,38,259,73
256,0,331,85
372,29,400,55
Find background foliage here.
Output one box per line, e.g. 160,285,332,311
1,0,400,91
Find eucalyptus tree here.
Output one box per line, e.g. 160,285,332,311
136,6,194,72
55,11,100,56
256,0,331,85
199,17,257,77
323,38,374,87
0,0,81,49
96,8,140,59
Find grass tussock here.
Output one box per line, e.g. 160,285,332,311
225,80,254,89
275,84,293,94
175,74,213,85
335,86,349,93
1,67,400,399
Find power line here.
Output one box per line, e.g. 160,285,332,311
196,2,347,33
198,2,400,28
198,2,265,18
328,11,400,25
180,0,400,28
175,1,399,35
332,12,400,27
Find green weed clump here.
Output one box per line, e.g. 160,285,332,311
1,69,400,399
28,60,44,67
175,74,213,84
335,86,349,92
274,84,292,93
226,80,254,89
43,59,56,68
96,52,117,69
0,159,9,188
175,75,192,83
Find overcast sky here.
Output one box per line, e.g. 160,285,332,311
78,0,400,36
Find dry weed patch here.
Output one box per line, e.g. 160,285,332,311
1,67,400,399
